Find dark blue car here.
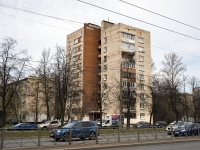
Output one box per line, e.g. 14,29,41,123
50,121,98,141
8,123,37,131
173,123,200,137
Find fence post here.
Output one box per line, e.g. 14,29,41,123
38,128,41,147
118,126,120,143
155,126,157,140
137,127,140,141
185,125,187,138
170,126,173,139
69,128,72,145
95,127,98,144
0,128,4,150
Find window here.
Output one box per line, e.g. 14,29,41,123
139,74,144,80
104,37,107,44
121,42,135,51
104,47,107,53
104,56,107,62
140,103,145,109
139,65,144,71
73,56,78,61
74,38,78,44
122,62,135,69
139,93,145,100
69,41,71,47
121,32,135,40
122,72,135,78
139,84,144,90
140,113,145,119
138,37,144,43
139,46,144,52
104,103,107,109
139,56,144,62
80,36,83,42
104,65,107,71
73,47,78,53
104,74,107,80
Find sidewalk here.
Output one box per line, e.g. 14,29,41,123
12,137,200,150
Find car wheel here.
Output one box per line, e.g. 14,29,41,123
55,138,60,142
42,126,47,130
62,133,70,141
80,137,85,141
89,132,96,140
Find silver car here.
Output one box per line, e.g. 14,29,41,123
37,120,61,129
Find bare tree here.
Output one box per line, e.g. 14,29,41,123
38,49,54,121
0,37,30,127
161,53,186,121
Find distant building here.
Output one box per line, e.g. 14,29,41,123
66,20,152,124
6,76,54,122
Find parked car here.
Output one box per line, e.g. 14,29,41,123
155,121,168,127
166,121,192,135
8,123,37,131
173,123,200,137
37,120,61,129
50,120,99,141
134,121,152,128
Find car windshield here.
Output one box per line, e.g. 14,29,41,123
44,121,50,124
62,122,76,128
175,122,183,126
14,123,22,127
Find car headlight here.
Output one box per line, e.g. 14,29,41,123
56,129,61,133
181,129,185,132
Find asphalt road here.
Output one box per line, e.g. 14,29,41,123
97,141,200,150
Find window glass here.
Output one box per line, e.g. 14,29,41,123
138,37,144,43
140,113,145,119
139,56,144,62
139,65,144,71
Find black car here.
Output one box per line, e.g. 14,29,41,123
134,121,152,128
155,121,168,127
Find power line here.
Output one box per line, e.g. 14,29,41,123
77,0,200,41
119,0,200,31
0,2,84,25
0,11,75,31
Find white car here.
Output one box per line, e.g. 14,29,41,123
166,121,192,135
37,120,61,129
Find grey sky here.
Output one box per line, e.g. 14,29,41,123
0,0,200,91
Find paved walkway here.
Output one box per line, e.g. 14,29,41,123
12,137,200,150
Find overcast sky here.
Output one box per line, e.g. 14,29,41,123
0,0,200,91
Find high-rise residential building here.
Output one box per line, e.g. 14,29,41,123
66,20,151,124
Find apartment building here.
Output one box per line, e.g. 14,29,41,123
66,20,151,124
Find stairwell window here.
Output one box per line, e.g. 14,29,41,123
138,37,144,43
139,46,144,52
139,65,144,71
139,74,144,80
104,74,107,81
139,56,144,62
104,47,107,53
104,56,107,62
104,37,107,44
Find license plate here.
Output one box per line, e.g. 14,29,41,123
175,132,179,134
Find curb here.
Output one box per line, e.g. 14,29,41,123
12,137,200,150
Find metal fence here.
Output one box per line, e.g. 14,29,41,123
0,126,199,150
